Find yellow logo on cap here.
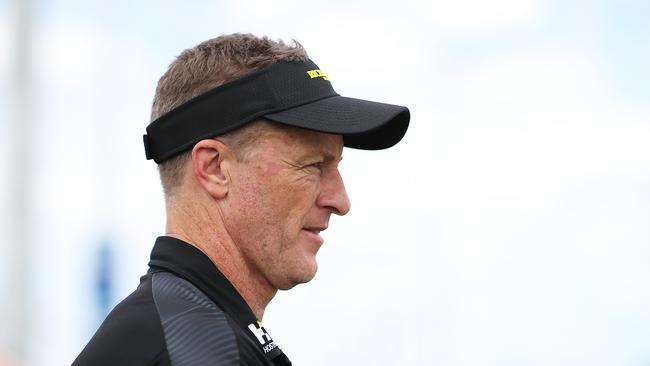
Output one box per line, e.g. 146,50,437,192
307,69,329,81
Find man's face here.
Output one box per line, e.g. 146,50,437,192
222,125,351,290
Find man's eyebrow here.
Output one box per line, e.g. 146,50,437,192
322,152,343,162
294,148,342,164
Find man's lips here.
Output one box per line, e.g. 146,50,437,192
302,226,327,235
301,226,327,244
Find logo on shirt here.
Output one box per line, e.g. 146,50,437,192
248,321,278,354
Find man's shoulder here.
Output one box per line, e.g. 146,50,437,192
73,268,281,365
72,273,171,366
149,271,276,365
149,271,244,365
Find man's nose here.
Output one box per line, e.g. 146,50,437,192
317,167,351,216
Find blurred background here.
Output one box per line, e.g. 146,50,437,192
1,0,649,365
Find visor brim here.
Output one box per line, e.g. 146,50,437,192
263,96,410,150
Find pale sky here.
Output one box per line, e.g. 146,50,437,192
0,0,649,365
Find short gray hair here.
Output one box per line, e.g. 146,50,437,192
151,33,309,198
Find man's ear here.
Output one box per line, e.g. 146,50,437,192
191,139,233,199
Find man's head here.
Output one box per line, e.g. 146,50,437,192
145,33,409,290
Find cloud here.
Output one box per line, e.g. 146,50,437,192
222,0,543,36
415,0,543,33
409,46,650,211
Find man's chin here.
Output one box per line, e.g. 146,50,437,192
278,265,318,290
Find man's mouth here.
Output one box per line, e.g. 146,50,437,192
302,226,327,235
301,226,327,244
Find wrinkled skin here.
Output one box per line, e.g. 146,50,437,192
221,127,351,290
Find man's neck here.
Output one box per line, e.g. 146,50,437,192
165,202,277,320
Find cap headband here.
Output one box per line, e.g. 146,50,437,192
143,60,337,163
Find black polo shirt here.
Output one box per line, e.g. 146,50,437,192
73,236,292,366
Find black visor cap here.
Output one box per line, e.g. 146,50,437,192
143,60,410,163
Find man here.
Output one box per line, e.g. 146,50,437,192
73,33,409,365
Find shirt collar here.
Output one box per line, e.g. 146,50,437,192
147,236,256,328
147,236,290,364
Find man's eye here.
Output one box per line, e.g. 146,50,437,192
306,162,324,171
